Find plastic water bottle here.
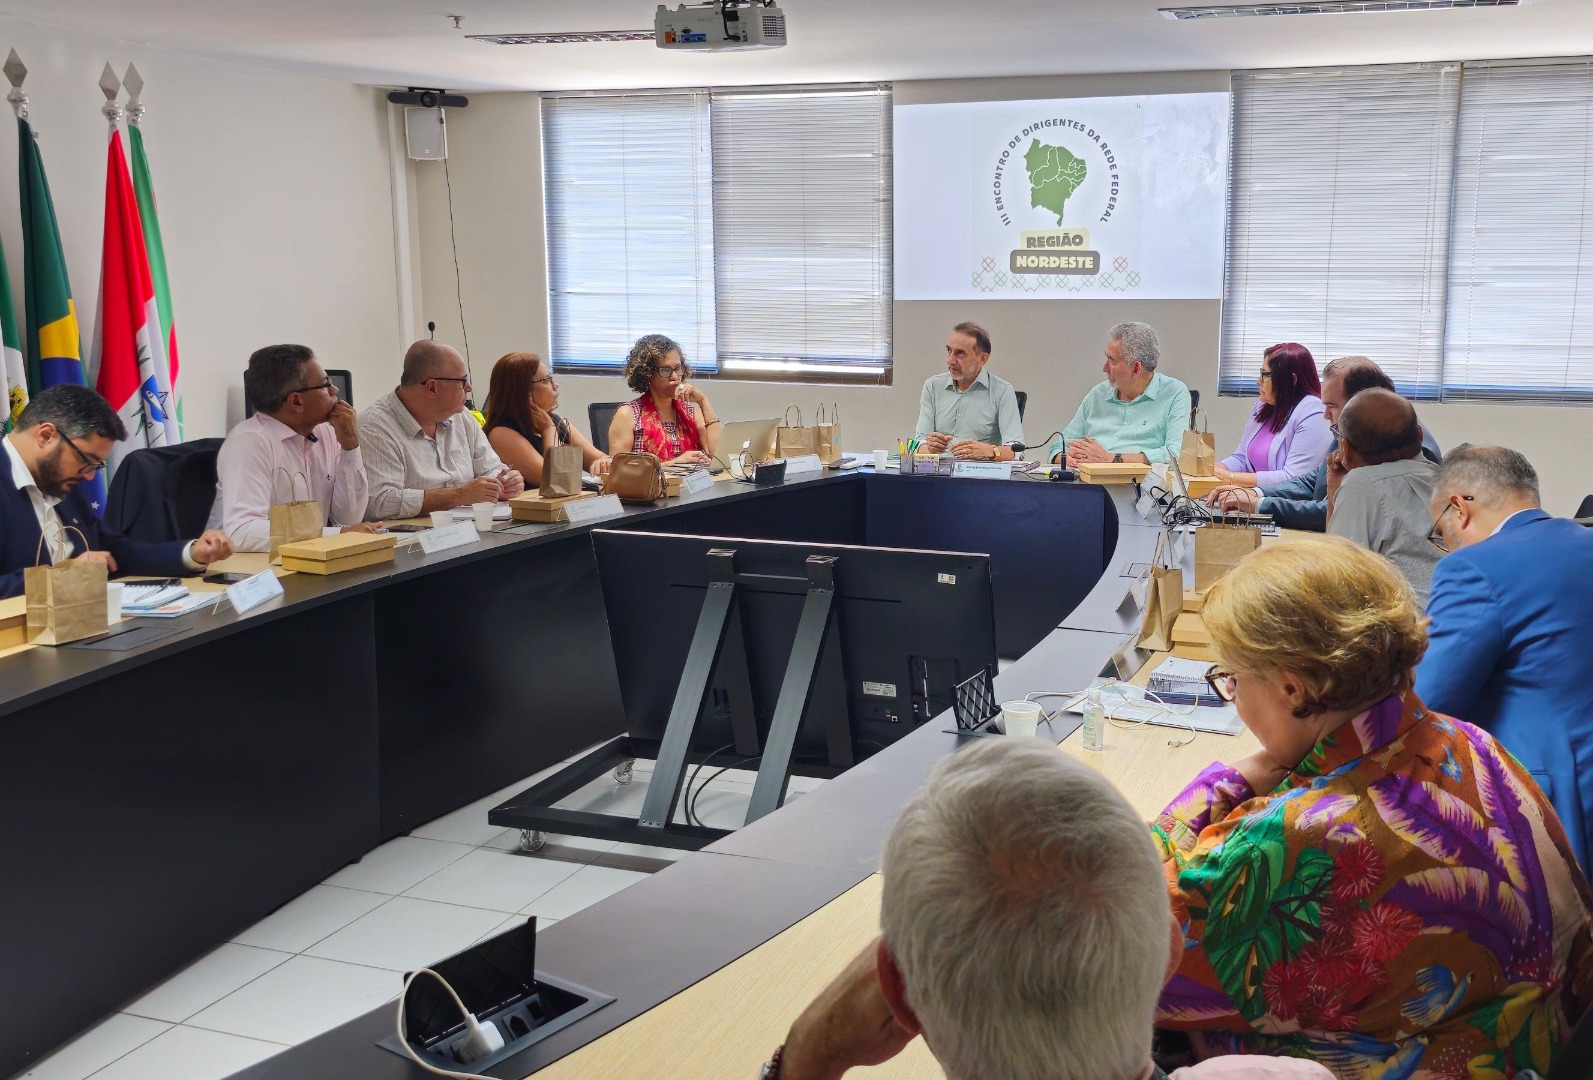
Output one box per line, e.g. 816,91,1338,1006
1082,688,1105,752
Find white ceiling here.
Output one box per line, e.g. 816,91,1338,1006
8,0,1593,92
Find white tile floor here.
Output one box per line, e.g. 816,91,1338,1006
20,751,826,1080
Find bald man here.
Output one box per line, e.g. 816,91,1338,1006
358,340,524,521
1325,388,1440,601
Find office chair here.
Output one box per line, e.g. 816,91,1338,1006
1551,1001,1593,1079
104,438,226,542
1014,390,1028,422
1577,494,1593,520
244,368,354,418
588,402,627,455
1189,388,1201,429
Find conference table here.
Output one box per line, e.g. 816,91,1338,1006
0,463,1238,1079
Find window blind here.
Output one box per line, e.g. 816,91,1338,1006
1445,59,1593,403
710,86,892,380
543,92,718,372
1221,64,1460,399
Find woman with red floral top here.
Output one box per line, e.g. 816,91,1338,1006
1154,537,1593,1078
606,334,722,466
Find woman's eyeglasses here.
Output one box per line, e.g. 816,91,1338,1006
1204,665,1237,703
655,365,684,380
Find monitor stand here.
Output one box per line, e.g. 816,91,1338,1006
489,547,853,854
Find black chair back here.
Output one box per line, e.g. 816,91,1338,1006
1551,997,1593,1079
1189,388,1202,429
1577,494,1593,520
1014,390,1028,422
244,368,354,418
104,439,225,543
589,401,628,455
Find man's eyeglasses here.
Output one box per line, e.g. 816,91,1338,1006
59,432,107,476
293,380,333,395
1428,495,1475,553
1204,665,1237,703
429,376,471,389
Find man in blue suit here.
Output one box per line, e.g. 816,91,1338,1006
1209,356,1441,530
1417,444,1593,869
2,384,232,599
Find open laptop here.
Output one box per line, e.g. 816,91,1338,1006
712,417,780,474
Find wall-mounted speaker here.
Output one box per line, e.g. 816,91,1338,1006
405,107,448,160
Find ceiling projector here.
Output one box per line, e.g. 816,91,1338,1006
655,0,788,50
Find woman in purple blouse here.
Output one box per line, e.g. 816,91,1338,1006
1214,343,1332,488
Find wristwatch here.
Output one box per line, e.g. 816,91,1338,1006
1112,453,1123,463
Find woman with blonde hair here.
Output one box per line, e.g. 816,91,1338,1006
1153,537,1593,1076
483,351,610,485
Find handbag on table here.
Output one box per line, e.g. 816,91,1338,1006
603,452,666,504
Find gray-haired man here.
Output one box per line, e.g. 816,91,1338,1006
1049,322,1193,468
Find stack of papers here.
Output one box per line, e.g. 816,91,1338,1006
121,581,188,610
1146,656,1227,707
126,592,221,619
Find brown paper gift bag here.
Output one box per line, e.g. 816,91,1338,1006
268,468,324,561
1179,410,1216,477
1138,531,1184,653
814,403,843,464
25,525,109,646
1194,522,1262,592
539,428,586,498
775,406,819,459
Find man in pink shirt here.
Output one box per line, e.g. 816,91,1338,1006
760,740,1330,1080
210,344,377,550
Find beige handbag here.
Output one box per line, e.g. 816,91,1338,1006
814,403,843,464
602,451,666,504
1179,409,1216,477
1138,531,1184,654
269,468,324,560
775,406,819,460
25,525,109,646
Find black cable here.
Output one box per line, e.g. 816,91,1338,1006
442,156,476,405
687,754,761,827
681,743,735,827
1014,430,1064,456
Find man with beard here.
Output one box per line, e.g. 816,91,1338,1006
1,383,231,598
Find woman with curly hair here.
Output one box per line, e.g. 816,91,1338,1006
606,334,721,466
1154,537,1593,1077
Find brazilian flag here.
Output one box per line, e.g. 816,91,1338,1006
20,115,104,509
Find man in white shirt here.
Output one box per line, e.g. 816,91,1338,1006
210,344,376,550
1,384,231,598
358,340,524,521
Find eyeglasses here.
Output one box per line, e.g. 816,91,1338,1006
1204,665,1237,703
429,375,471,389
292,380,333,395
1259,369,1273,381
59,432,107,476
1427,495,1475,552
655,365,684,380
531,373,557,387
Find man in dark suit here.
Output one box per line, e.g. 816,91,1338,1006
1208,355,1441,530
1417,445,1593,870
2,384,232,599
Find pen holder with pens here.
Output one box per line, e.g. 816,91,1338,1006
902,453,953,476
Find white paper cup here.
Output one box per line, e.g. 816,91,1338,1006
430,510,452,530
872,449,889,470
106,582,124,623
1001,699,1042,738
472,502,495,532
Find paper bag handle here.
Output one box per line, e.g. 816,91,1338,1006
783,405,803,428
272,467,310,502
1190,408,1209,434
34,522,90,566
815,402,839,424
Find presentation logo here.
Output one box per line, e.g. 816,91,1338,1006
983,117,1130,292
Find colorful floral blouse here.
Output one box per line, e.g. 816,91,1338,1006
1153,692,1593,1079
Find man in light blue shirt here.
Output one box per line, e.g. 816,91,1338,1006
1047,322,1192,467
915,323,1025,462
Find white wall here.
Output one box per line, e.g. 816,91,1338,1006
0,15,401,438
408,71,1593,515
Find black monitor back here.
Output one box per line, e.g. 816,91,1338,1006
591,530,997,763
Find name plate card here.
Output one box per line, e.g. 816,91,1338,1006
418,521,481,555
679,469,715,496
226,569,284,616
951,461,1014,480
780,454,823,477
562,494,626,524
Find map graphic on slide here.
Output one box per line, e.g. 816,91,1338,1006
1024,139,1088,224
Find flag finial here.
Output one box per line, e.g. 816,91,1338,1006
5,49,27,120
124,64,145,125
99,63,123,125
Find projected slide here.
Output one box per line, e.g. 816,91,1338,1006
894,93,1230,300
